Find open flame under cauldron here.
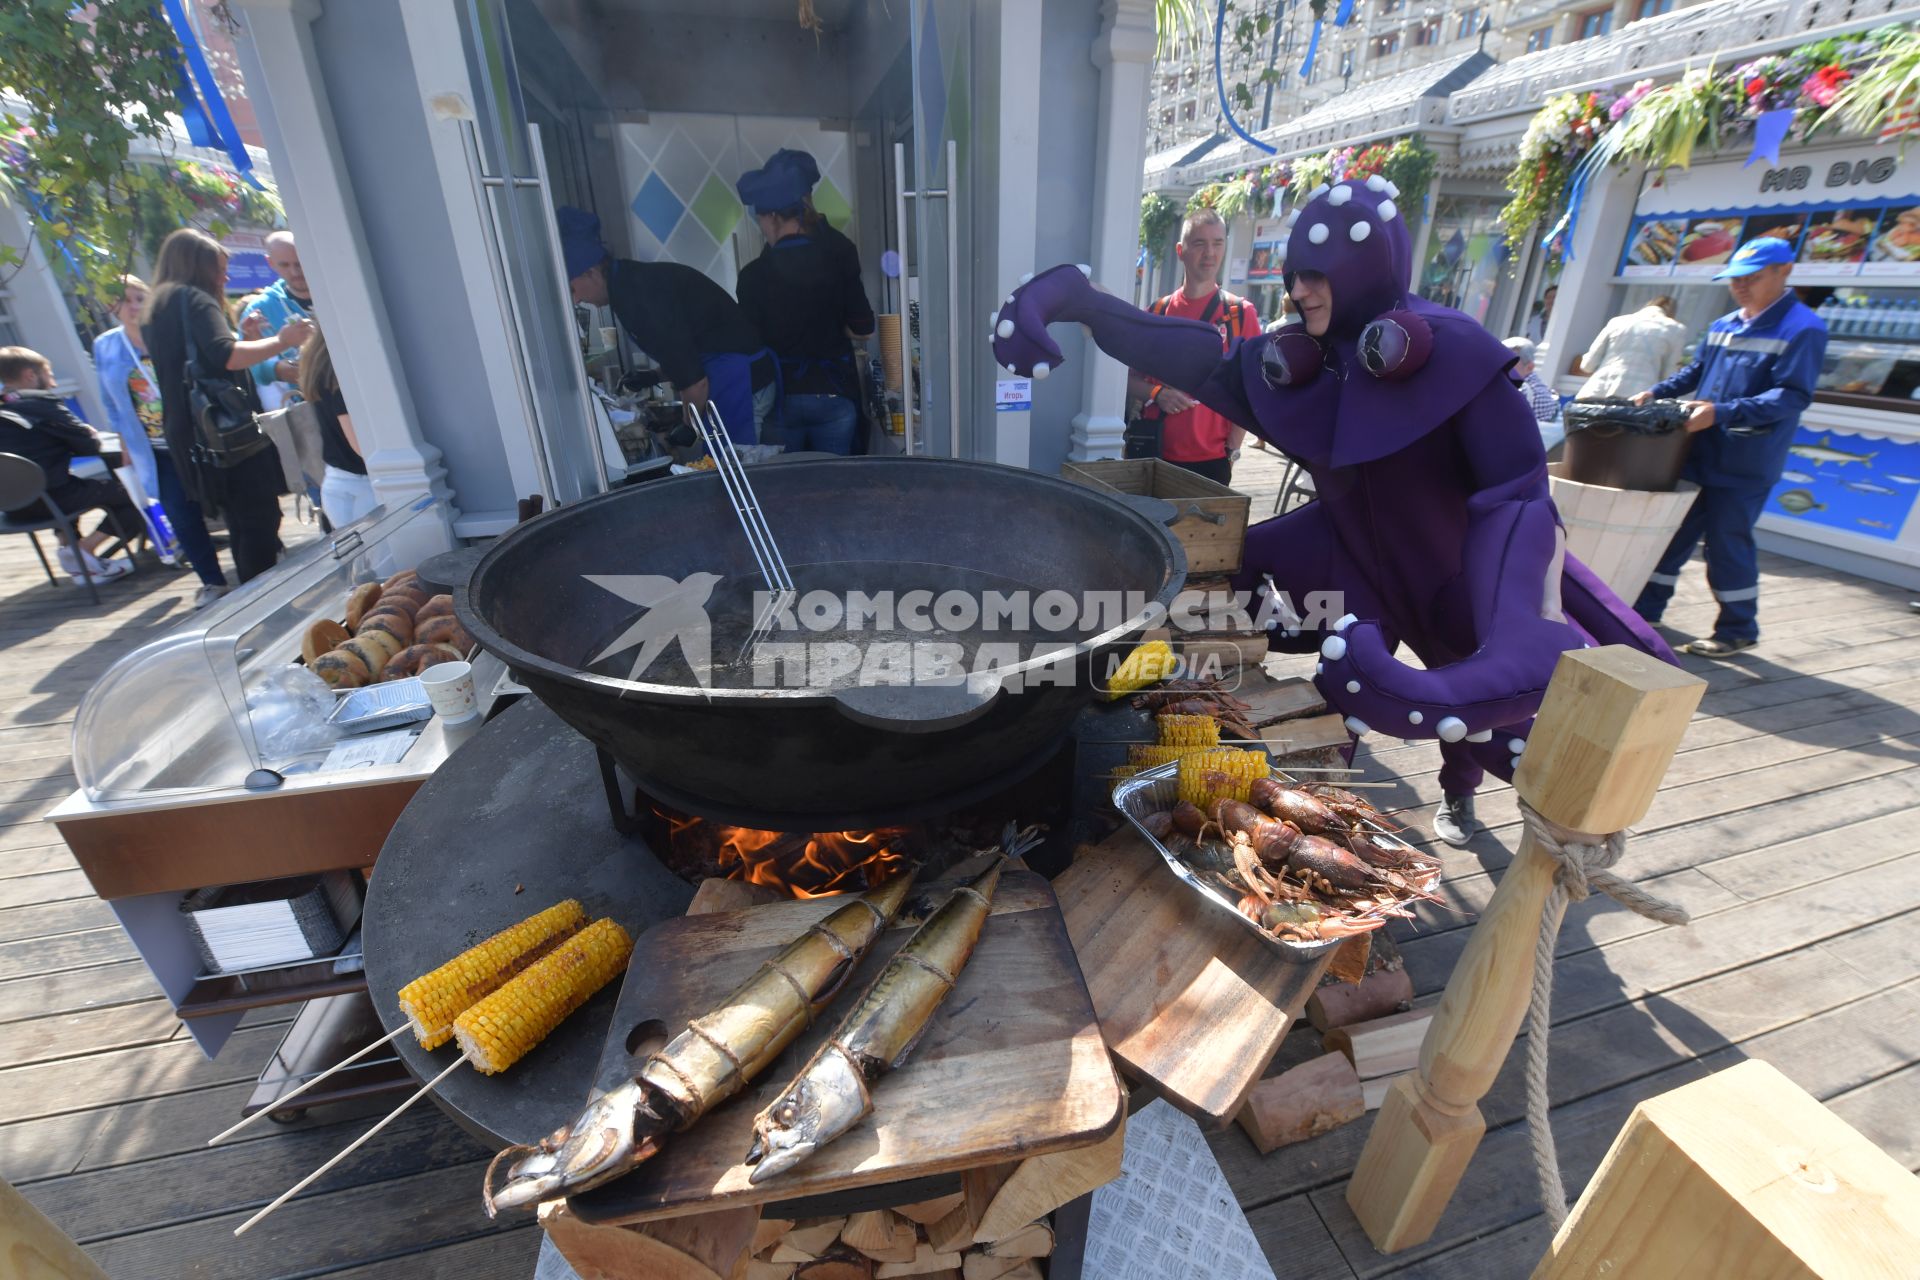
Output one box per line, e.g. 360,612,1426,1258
660,812,913,899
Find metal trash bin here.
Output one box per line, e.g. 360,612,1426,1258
1561,398,1692,492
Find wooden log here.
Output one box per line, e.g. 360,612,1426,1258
1234,1050,1366,1155
1237,673,1326,726
1180,635,1270,668
873,1243,963,1277
753,1218,796,1253
963,1261,1042,1280
0,1177,109,1280
540,1199,761,1280
785,1218,849,1257
969,1115,1128,1244
981,1220,1054,1259
1260,711,1351,755
1363,1072,1409,1111
687,877,786,916
841,1210,917,1263
893,1192,965,1226
1306,963,1413,1031
1323,1008,1432,1081
927,1198,981,1255
1346,647,1705,1254
1325,934,1371,986
746,1262,797,1280
795,1250,875,1280
1533,1059,1920,1278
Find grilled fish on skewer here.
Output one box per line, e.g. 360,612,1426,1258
743,824,1040,1184
484,872,918,1213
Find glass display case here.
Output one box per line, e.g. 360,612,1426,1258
72,495,455,802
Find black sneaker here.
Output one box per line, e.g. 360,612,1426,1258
1433,793,1476,848
1680,636,1756,658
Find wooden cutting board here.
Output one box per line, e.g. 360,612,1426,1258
566,867,1122,1226
1053,827,1331,1129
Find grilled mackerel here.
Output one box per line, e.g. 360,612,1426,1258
742,823,1039,1184
485,871,918,1213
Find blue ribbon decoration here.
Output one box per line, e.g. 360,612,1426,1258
24,190,99,281
1216,0,1277,155
1299,19,1323,79
1744,107,1796,169
160,0,264,189
1333,0,1356,24
1544,150,1599,263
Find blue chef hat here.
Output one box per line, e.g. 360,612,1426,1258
735,149,818,215
555,206,608,280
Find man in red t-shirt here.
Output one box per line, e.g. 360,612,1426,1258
1128,208,1261,485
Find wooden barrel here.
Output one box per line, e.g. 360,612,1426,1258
1548,467,1700,604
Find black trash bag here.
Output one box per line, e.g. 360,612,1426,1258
1563,397,1690,437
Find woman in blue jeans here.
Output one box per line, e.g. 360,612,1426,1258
735,150,875,455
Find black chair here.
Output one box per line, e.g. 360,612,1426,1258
0,453,141,604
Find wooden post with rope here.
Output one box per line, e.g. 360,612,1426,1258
1345,645,1705,1253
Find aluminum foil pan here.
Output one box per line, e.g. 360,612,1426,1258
1111,761,1420,962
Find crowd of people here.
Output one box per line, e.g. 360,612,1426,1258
5,154,1826,689
1,225,369,606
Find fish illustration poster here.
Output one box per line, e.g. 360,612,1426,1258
1767,426,1920,540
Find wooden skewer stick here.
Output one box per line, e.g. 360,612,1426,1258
234,1056,466,1236
207,1025,409,1146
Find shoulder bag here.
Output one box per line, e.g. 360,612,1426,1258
178,289,271,469
1123,291,1227,460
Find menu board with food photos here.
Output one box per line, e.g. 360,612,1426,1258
1619,147,1920,280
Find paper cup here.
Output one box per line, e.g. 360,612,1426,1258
420,662,477,720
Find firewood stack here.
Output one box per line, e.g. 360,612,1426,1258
742,1195,1054,1279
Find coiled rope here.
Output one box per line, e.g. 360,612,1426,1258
1515,796,1690,1228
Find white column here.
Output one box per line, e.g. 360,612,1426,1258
0,210,105,427
1068,0,1156,462
1541,163,1636,378
991,0,1044,469
230,0,456,526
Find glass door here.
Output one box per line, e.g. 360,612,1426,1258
905,0,972,458
457,0,608,506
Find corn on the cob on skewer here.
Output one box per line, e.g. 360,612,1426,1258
1156,712,1220,748
1105,639,1176,699
1178,748,1271,808
455,917,633,1074
396,899,586,1049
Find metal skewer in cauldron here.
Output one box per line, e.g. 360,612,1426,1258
685,402,793,666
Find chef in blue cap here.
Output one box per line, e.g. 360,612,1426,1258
556,206,775,443
1629,235,1829,657
734,150,875,454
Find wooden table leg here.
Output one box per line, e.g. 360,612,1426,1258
1345,647,1704,1254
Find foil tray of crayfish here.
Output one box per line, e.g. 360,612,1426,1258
1112,758,1442,963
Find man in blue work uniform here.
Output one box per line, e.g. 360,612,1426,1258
1629,237,1828,657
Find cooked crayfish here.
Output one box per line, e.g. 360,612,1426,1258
483,871,919,1213
1247,779,1429,871
743,824,1039,1184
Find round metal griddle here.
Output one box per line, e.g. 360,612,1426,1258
362,697,693,1147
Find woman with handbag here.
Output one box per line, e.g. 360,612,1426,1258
144,228,310,589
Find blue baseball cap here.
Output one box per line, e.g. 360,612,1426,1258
1714,236,1796,279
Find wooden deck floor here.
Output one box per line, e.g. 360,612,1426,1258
3,467,1918,1278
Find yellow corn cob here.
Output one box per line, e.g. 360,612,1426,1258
396,900,586,1049
1128,743,1197,768
1156,713,1220,748
454,917,634,1074
1104,640,1177,699
1176,748,1273,808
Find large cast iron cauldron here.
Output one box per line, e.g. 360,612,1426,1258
457,457,1186,829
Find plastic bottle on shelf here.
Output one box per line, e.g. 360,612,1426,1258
1817,296,1839,334
1865,295,1887,338
1833,297,1854,337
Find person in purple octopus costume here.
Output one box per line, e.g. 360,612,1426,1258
991,176,1676,846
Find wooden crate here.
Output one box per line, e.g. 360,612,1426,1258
1061,459,1251,574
